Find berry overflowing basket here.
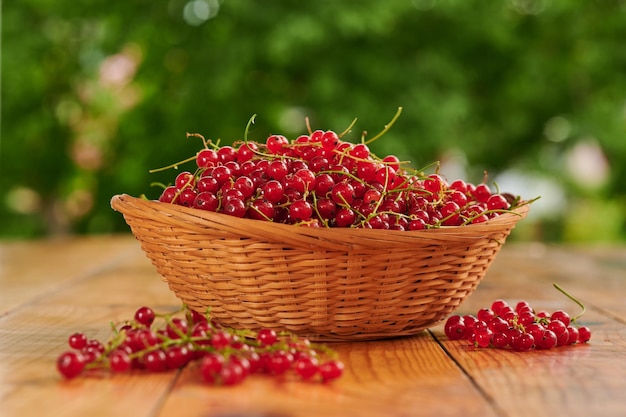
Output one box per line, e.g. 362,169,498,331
111,113,531,341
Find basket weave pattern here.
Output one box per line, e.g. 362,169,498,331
111,194,529,341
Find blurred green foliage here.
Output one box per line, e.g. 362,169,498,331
2,0,626,241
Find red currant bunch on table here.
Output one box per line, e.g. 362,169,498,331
444,284,592,351
153,110,531,230
56,305,344,385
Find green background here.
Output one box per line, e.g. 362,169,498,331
2,0,626,242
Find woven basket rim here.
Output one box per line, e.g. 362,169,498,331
111,193,529,246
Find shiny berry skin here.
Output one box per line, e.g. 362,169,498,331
487,194,510,211
472,183,492,203
294,355,319,380
536,330,558,350
335,208,356,227
577,326,592,343
511,332,534,351
237,142,258,163
178,188,198,207
223,198,247,218
330,182,355,206
220,361,246,385
159,186,178,203
550,310,571,327
266,134,289,154
248,199,274,221
166,318,190,339
319,360,344,381
474,328,493,348
68,333,88,350
194,192,219,211
289,200,313,222
196,149,219,168
175,171,195,190
134,306,155,327
109,349,132,372
349,143,370,159
57,351,85,379
196,176,220,194
260,180,284,203
321,131,339,150
257,328,278,347
200,353,225,383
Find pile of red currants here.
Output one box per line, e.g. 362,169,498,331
444,285,591,351
154,116,527,231
56,305,344,385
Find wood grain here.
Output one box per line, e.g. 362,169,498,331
1,236,625,417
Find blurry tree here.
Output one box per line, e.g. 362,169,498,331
2,0,626,241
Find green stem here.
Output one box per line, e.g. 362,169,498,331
148,155,197,173
553,283,586,323
338,117,358,138
363,106,403,145
244,114,257,143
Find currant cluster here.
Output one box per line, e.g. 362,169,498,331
444,286,591,351
155,114,525,230
56,305,344,385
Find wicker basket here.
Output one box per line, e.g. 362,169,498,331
111,193,529,341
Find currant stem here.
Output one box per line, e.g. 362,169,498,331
148,155,197,173
244,114,257,143
363,106,403,145
338,117,358,138
553,283,586,323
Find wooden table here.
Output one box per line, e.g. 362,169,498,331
1,236,625,417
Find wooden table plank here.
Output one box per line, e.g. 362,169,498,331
0,240,182,417
0,237,142,314
159,335,498,417
435,312,625,417
1,236,625,417
432,243,626,417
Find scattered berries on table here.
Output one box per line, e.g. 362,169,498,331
444,284,592,351
56,305,344,385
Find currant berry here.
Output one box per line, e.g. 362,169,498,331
536,329,558,350
68,332,88,350
223,198,247,218
175,171,195,190
266,134,288,154
256,328,278,347
219,361,246,386
335,207,356,227
294,355,320,380
200,352,225,383
472,183,492,203
143,349,168,372
196,149,219,168
511,332,534,351
330,182,355,206
487,194,510,211
577,326,592,343
194,192,219,212
109,349,132,372
166,317,190,339
289,199,313,222
550,310,571,327
267,350,294,375
57,351,86,379
134,306,156,327
159,186,179,203
319,360,344,382
474,328,493,348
